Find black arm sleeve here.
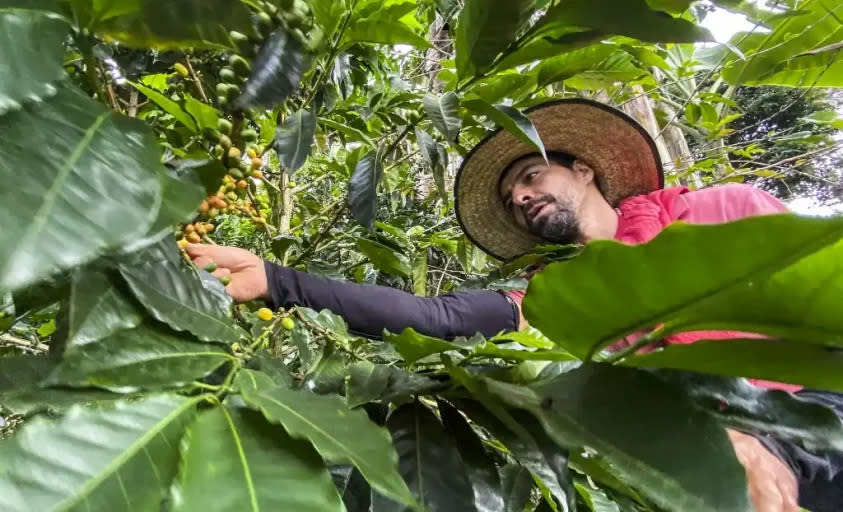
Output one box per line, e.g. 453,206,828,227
755,390,843,483
264,261,519,340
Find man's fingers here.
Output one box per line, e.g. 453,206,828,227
212,268,231,280
192,256,213,270
185,243,215,259
773,462,799,511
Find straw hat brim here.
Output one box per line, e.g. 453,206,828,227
455,99,664,261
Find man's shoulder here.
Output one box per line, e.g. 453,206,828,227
674,183,788,223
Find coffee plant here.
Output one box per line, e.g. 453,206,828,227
1,1,842,511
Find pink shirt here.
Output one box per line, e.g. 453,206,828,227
506,184,799,392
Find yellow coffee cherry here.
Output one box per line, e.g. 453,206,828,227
257,308,274,321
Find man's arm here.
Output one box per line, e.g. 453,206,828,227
185,244,519,340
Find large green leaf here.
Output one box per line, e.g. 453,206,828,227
415,129,448,199
0,353,118,416
458,400,573,510
523,214,843,359
184,95,219,131
500,465,536,512
171,405,344,512
46,324,232,392
454,0,535,78
131,81,197,132
0,9,67,113
383,328,461,364
423,92,462,142
463,98,547,160
234,29,311,110
625,339,843,392
719,0,843,86
0,394,198,512
356,238,412,278
343,18,430,49
349,150,383,231
64,268,144,347
235,371,417,508
274,109,316,175
371,401,476,512
534,46,644,89
438,399,504,512
132,162,207,245
486,364,751,512
652,370,843,453
494,0,711,72
345,361,448,408
92,0,253,50
118,240,242,344
0,85,163,293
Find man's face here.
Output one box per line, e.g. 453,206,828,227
498,156,588,244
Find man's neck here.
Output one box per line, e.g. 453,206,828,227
576,189,619,242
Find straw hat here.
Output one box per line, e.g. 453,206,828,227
454,98,664,261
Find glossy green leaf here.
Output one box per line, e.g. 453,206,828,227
303,345,348,395
93,0,253,50
131,81,197,132
357,238,412,278
349,150,383,231
166,158,227,197
119,240,242,344
234,29,311,110
346,362,447,408
495,0,711,72
383,328,461,364
171,405,344,512
133,165,205,246
463,98,547,160
46,324,231,392
0,394,198,512
274,109,316,175
534,46,643,89
454,0,535,78
490,328,556,350
371,401,476,512
415,129,448,199
625,339,843,392
438,399,504,512
575,480,621,512
184,95,219,131
65,268,144,347
473,341,578,363
343,18,430,49
487,364,751,512
458,400,573,510
0,9,67,113
0,86,162,293
412,251,427,296
298,307,349,340
653,370,843,453
523,214,843,359
235,373,417,508
719,0,843,87
500,464,535,512
423,92,461,143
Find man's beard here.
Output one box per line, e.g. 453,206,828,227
525,197,581,244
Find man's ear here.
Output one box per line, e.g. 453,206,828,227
571,160,595,184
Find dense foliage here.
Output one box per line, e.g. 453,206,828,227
1,1,843,511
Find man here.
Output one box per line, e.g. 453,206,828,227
187,99,840,511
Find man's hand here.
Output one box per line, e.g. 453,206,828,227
186,244,269,303
727,429,799,512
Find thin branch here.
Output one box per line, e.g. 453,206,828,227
185,57,209,103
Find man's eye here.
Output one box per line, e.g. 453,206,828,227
525,170,539,181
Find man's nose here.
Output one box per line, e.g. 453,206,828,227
512,187,533,207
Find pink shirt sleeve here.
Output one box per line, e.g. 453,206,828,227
674,184,789,224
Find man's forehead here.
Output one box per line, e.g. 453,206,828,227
500,155,549,189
